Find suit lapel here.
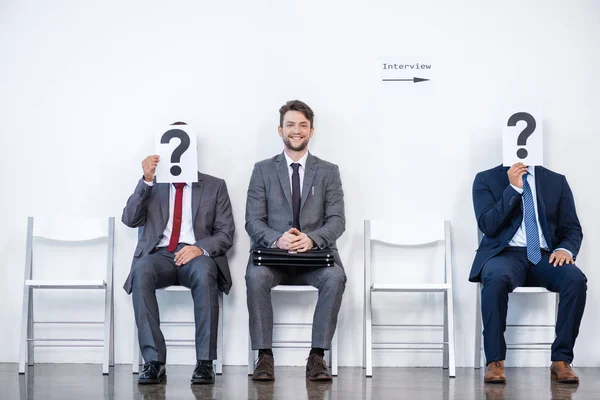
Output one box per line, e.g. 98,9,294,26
300,153,318,210
192,172,204,225
534,166,552,250
159,183,170,228
276,152,293,211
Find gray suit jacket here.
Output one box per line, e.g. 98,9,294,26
122,172,235,294
245,152,345,267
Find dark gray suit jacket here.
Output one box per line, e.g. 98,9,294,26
245,152,345,267
122,172,235,294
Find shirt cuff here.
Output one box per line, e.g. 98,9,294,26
200,248,209,256
554,248,573,258
143,180,154,187
510,184,523,194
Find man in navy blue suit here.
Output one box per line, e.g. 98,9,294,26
471,162,586,384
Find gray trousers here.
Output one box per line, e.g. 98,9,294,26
131,245,220,362
246,264,346,350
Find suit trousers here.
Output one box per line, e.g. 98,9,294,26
480,247,587,363
131,245,220,362
246,264,346,350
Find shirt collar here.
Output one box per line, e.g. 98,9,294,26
171,182,191,188
527,166,535,176
284,151,309,169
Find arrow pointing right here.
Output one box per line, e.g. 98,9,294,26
382,77,430,83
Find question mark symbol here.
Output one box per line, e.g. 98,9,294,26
160,129,190,176
507,112,536,159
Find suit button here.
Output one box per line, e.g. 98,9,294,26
288,221,292,226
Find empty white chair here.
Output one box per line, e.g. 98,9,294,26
247,285,338,376
19,217,115,375
364,220,456,377
133,287,224,374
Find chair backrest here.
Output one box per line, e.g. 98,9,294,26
364,220,453,286
25,217,115,281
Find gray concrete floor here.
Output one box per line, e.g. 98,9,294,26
1,364,599,399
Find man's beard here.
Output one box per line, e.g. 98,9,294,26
283,136,308,152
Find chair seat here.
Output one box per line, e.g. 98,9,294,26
25,279,106,289
371,283,450,292
162,286,190,292
272,285,318,293
513,287,552,294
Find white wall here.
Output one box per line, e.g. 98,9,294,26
1,0,599,367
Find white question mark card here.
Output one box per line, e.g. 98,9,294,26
502,111,544,167
155,124,198,183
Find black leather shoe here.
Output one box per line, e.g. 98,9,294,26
191,360,215,384
138,360,167,384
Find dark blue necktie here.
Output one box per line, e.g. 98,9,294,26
291,163,301,230
522,173,542,264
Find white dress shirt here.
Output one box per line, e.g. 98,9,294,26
283,151,309,196
144,180,206,253
508,166,571,257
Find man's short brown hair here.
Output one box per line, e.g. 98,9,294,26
279,100,314,128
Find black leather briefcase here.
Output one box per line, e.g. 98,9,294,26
251,248,335,267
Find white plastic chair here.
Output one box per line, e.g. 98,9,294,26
473,230,559,368
364,220,456,377
247,285,338,376
18,217,115,375
133,287,224,374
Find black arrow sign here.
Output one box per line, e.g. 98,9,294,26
382,77,430,83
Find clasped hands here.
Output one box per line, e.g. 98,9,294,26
276,228,314,253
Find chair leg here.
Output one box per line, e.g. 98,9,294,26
365,289,373,377
102,285,111,375
215,292,223,375
443,290,449,370
132,320,140,374
27,289,34,367
248,334,255,376
19,286,31,374
447,288,456,378
331,331,338,376
474,283,482,369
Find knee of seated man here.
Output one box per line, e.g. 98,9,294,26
481,268,515,291
131,259,157,287
320,266,346,291
186,257,217,286
562,265,587,289
245,265,273,290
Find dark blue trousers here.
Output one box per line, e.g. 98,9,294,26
480,247,587,364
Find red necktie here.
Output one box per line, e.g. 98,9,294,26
167,183,186,252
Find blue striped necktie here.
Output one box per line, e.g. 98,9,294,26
522,173,542,265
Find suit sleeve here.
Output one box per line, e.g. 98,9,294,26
194,180,235,257
473,172,522,237
121,177,153,228
245,163,285,247
555,176,583,257
305,165,346,249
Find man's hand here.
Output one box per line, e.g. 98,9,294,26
288,231,314,253
276,229,301,251
549,250,574,267
142,155,160,182
174,245,204,266
507,162,528,189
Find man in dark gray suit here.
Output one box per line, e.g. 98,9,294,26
245,100,346,381
122,124,234,385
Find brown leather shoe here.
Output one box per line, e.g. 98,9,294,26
306,354,332,381
252,354,275,381
550,361,579,383
484,360,506,383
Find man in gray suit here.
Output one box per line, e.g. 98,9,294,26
246,100,346,381
122,124,234,385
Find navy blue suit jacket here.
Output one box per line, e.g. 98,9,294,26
469,165,582,282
